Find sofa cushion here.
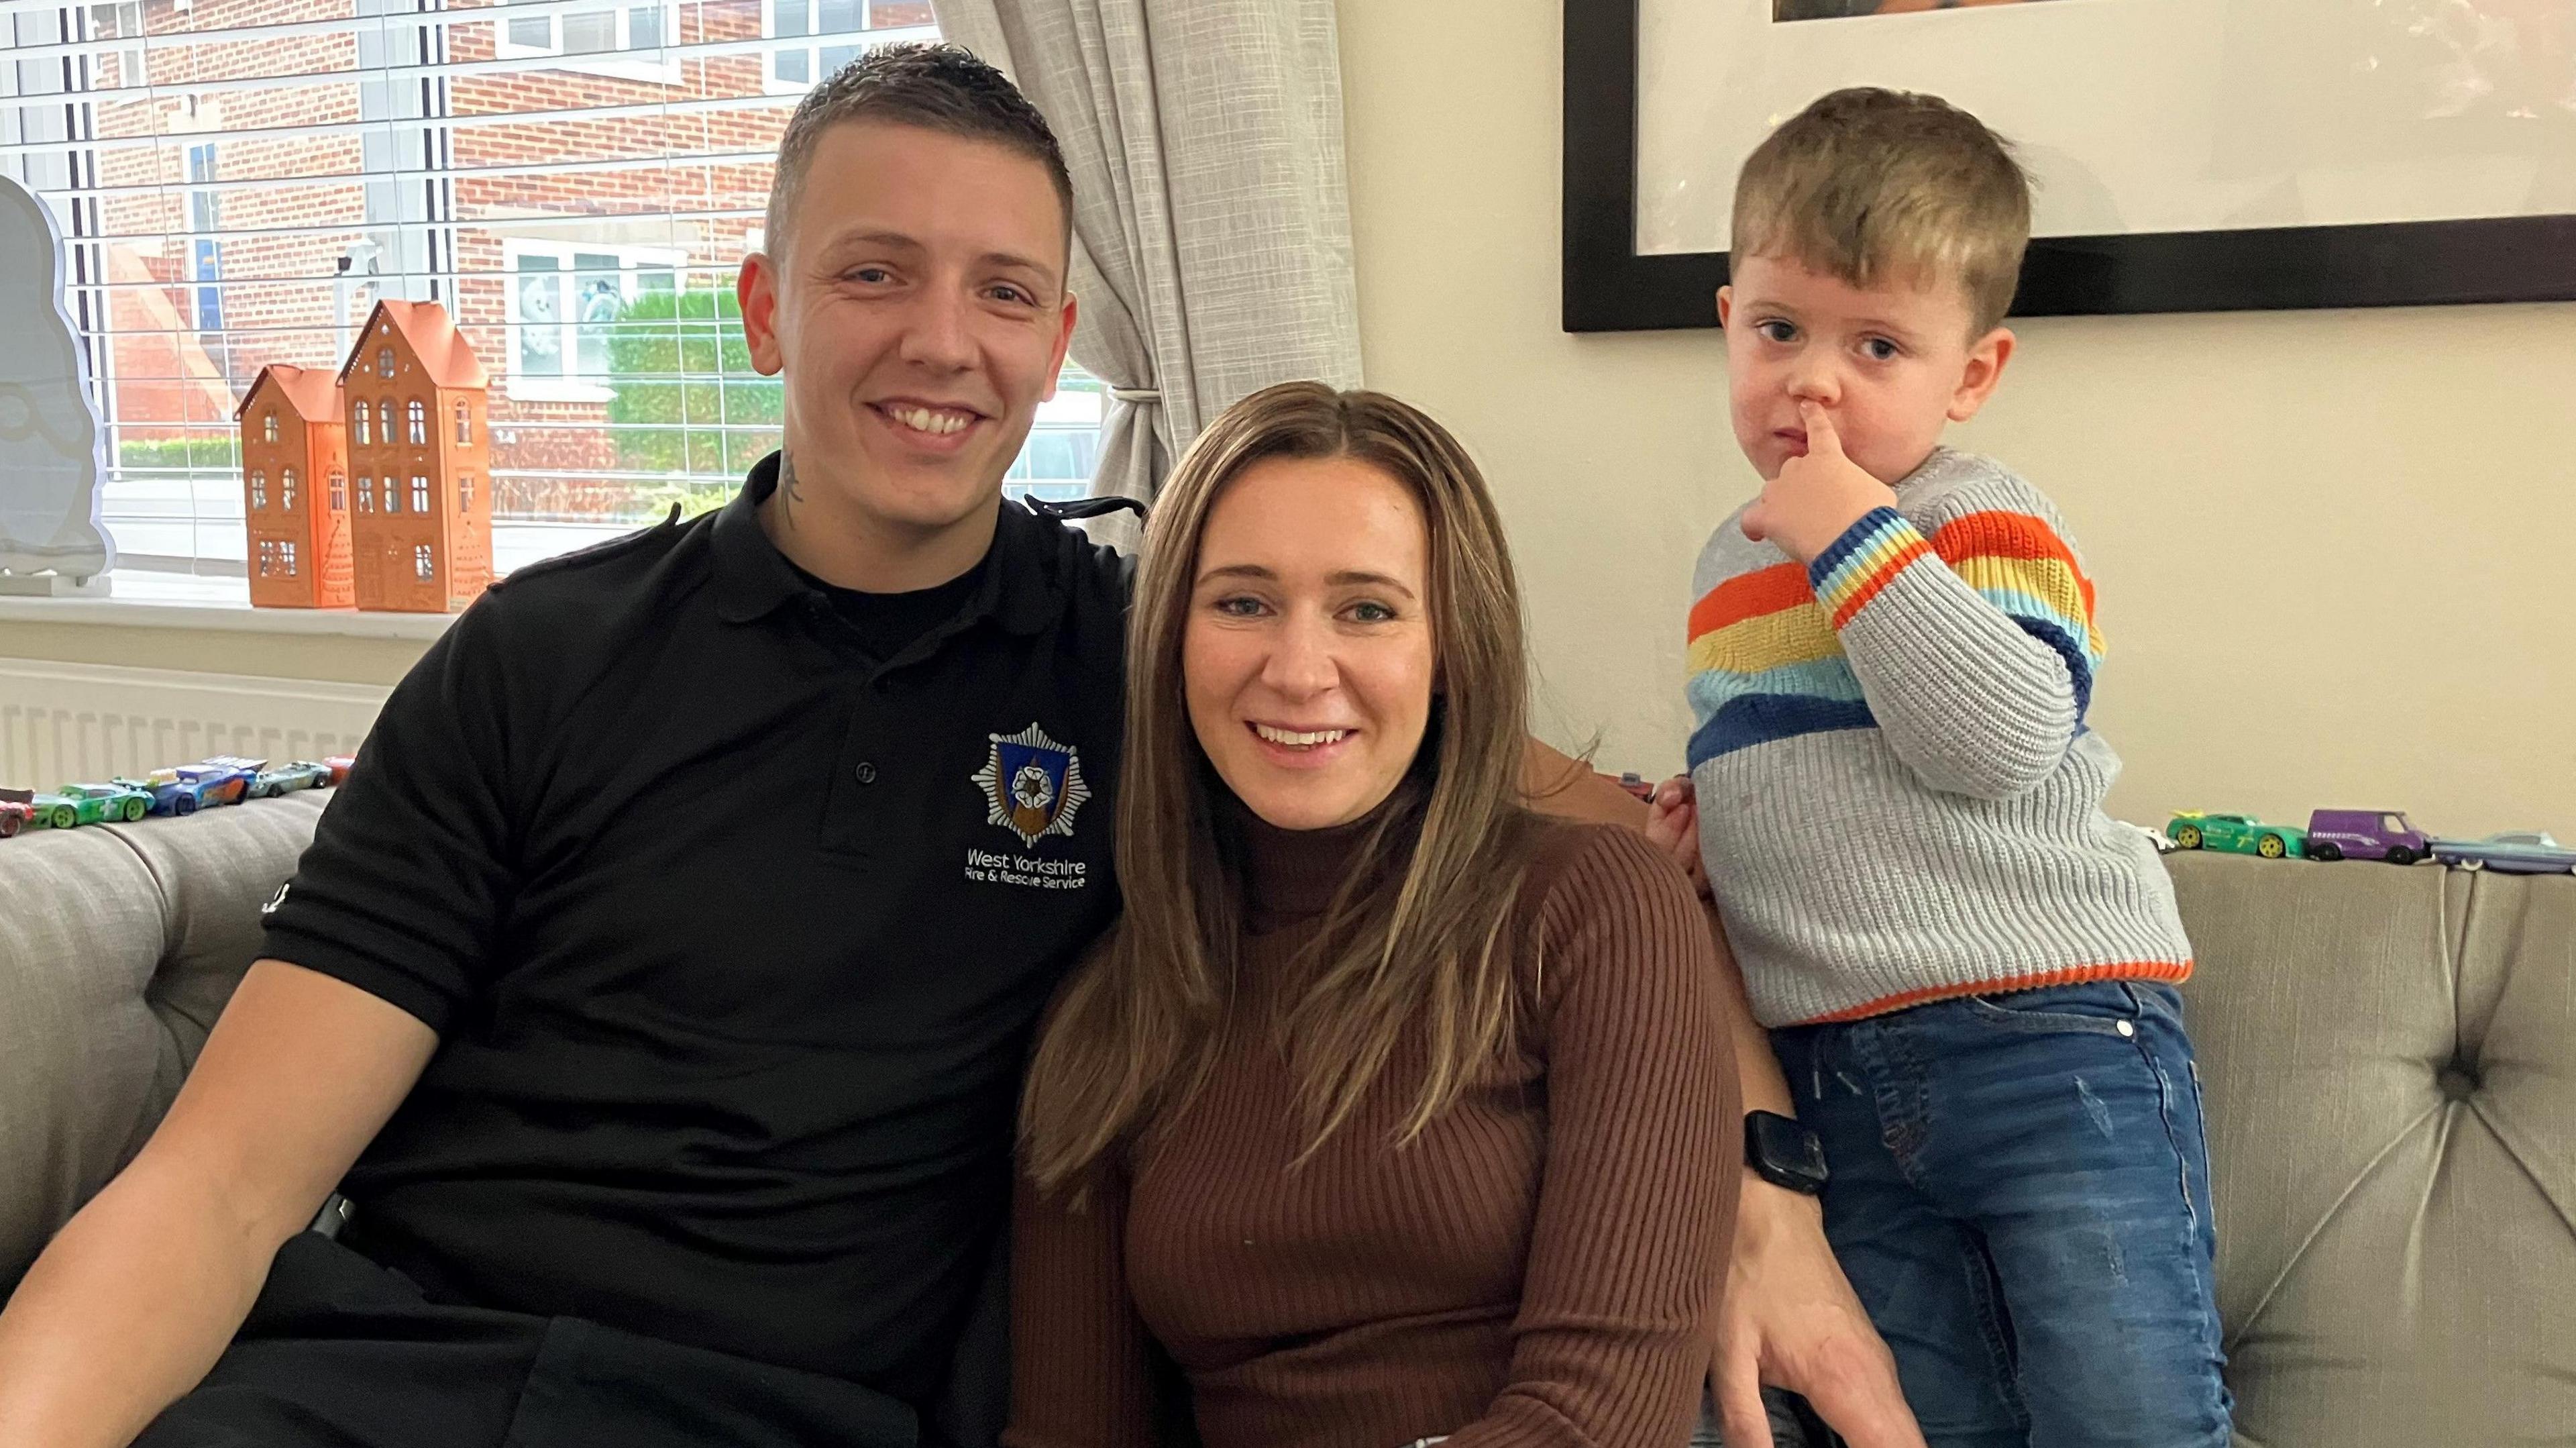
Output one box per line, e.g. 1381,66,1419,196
2170,853,2576,1447
0,792,326,1288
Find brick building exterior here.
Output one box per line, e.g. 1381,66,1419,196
51,0,932,526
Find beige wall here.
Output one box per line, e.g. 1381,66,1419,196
1337,0,2575,839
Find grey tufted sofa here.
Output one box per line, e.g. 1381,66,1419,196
1,798,2569,1443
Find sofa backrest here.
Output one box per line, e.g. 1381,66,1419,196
0,792,327,1287
2167,852,2575,1445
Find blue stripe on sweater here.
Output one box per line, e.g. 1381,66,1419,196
1686,693,1879,770
1686,656,1869,728
2012,615,2095,721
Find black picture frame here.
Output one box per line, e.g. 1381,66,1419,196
1563,0,2576,333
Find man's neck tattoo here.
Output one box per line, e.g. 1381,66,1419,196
778,453,804,530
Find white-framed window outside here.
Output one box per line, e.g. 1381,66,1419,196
493,0,680,84
8,0,1102,598
763,0,930,93
505,240,684,402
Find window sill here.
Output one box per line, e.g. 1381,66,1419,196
0,573,458,640
505,378,617,405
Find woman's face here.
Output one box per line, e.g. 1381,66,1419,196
1183,453,1436,832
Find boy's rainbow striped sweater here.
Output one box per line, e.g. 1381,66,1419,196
1686,448,2192,1028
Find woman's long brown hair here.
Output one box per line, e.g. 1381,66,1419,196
1020,382,1541,1195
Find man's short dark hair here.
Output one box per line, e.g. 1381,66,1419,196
763,42,1075,266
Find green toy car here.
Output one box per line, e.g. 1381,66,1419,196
32,782,152,829
2167,811,2307,860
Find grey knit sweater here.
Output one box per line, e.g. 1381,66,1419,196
1684,448,2192,1027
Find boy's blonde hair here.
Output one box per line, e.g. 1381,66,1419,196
1732,87,2031,335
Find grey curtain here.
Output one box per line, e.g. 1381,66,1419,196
930,0,1362,548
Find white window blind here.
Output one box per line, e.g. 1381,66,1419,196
1,0,1105,582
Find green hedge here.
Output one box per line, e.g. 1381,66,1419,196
117,437,241,471
605,287,783,488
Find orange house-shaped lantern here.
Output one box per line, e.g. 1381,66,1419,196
235,364,353,608
341,300,493,613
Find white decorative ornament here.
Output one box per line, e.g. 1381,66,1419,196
0,172,115,590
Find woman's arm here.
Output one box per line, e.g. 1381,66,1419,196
0,960,438,1447
1553,752,1924,1448
1442,827,1741,1448
1004,1162,1160,1448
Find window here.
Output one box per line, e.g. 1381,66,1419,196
280,539,299,576
384,478,402,515
415,545,436,582
413,476,431,513
262,413,278,444
250,472,267,511
494,0,680,83
281,469,297,512
185,144,223,339
407,400,427,446
15,1,1095,594
331,476,347,511
506,243,682,397
765,0,930,92
460,474,474,513
455,402,472,446
256,539,274,575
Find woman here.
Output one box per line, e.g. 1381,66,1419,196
1008,382,1741,1448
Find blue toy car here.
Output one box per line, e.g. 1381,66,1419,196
2431,831,2576,875
114,762,254,817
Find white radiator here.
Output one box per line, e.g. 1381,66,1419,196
0,658,389,789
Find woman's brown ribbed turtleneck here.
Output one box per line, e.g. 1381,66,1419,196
1007,799,1740,1448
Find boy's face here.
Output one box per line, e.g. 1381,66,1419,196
1718,254,2013,486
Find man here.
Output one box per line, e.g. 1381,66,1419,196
0,44,1913,1448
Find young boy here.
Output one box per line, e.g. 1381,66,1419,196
1667,89,2231,1447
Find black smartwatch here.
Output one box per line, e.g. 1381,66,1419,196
1744,1110,1829,1196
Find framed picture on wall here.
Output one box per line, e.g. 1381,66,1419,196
1564,0,2576,331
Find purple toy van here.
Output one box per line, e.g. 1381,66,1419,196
2305,809,2432,864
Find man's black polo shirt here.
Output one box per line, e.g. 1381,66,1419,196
261,453,1127,1397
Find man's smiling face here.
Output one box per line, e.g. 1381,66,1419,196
743,119,1076,541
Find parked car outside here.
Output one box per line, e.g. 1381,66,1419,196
2305,809,2432,864
2167,811,2309,860
2431,831,2576,875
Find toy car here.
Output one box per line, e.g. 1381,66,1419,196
0,788,32,838
116,762,254,817
2431,831,2576,875
2167,811,2308,860
2122,821,2180,854
34,782,152,828
323,755,356,787
247,761,334,798
2304,809,2432,864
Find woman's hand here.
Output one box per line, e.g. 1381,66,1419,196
1642,776,1709,898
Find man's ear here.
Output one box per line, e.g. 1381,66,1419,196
739,251,785,377
1042,293,1078,403
1947,325,2016,423
1715,285,1734,329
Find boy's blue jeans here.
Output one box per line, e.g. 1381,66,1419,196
1768,980,2232,1448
